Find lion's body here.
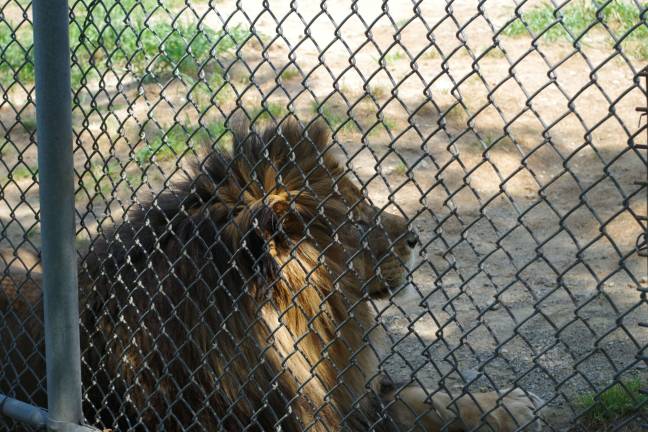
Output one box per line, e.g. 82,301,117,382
1,120,540,431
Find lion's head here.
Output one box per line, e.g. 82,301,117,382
336,177,419,299
81,118,418,431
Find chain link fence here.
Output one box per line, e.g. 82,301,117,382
1,0,647,430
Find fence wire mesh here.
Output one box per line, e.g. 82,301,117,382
1,0,647,430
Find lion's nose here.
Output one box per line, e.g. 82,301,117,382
406,231,418,248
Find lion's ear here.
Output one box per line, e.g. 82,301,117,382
276,118,329,155
229,113,251,156
304,118,329,151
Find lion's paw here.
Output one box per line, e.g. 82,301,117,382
488,387,544,432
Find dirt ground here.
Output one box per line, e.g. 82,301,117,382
1,0,647,430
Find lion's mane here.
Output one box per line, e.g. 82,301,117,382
82,120,388,431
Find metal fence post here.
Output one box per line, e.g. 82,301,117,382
32,0,84,430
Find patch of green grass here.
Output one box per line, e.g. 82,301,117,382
136,127,190,166
205,75,234,105
188,82,216,113
279,66,300,82
576,378,648,428
368,84,389,99
80,160,121,195
422,48,440,60
125,171,144,189
310,101,353,133
11,163,38,181
359,97,379,115
135,120,227,166
21,117,36,133
1,0,251,88
366,117,397,137
25,225,39,239
503,1,647,58
193,120,230,151
86,21,248,81
208,72,225,89
202,120,228,140
0,141,7,157
393,161,407,176
339,84,354,97
249,102,288,123
0,23,34,86
396,18,410,29
97,100,128,113
479,46,506,59
384,48,406,66
478,134,519,154
382,118,397,130
482,134,497,147
441,103,468,127
622,36,648,60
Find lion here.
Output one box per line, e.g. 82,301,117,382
1,119,541,431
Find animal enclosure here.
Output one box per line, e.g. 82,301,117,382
1,0,647,430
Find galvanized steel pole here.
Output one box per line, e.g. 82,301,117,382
0,394,48,428
32,0,85,430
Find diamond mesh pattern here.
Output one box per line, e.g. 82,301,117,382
0,1,43,430
1,1,647,430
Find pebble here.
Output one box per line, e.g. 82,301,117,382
462,369,480,382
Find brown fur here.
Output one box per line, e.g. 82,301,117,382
1,119,539,431
0,249,45,412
